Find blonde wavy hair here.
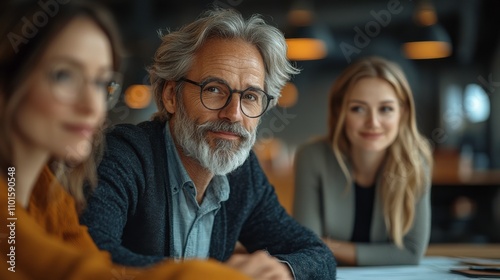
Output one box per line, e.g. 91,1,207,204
327,56,433,248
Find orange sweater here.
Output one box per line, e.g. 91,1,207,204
26,166,101,252
0,166,250,280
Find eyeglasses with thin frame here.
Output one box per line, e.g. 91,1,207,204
178,77,273,118
47,62,123,109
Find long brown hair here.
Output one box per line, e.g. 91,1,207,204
0,0,123,212
327,56,432,247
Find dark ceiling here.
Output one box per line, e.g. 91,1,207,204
100,0,500,70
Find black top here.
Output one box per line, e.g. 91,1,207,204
350,182,376,243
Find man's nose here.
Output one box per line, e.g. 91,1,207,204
218,93,244,123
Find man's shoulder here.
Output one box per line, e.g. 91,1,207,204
105,120,164,148
108,120,164,139
102,119,166,161
226,150,268,197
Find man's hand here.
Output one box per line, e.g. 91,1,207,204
225,250,293,280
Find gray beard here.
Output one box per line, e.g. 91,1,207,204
172,101,256,175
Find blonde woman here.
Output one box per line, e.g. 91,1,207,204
0,1,249,279
293,56,433,266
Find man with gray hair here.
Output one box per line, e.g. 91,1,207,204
81,8,336,279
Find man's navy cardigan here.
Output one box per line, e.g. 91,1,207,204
80,120,336,279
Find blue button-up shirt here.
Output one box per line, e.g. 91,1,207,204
164,123,230,259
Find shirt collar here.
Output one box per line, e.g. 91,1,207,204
164,122,192,194
164,121,230,202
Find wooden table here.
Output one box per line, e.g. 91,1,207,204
426,243,500,259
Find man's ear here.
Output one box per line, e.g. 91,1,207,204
162,81,177,114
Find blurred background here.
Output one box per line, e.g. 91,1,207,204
99,0,500,244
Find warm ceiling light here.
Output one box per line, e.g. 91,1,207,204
124,84,152,109
287,0,314,26
286,38,327,61
403,0,451,59
278,82,299,108
287,9,313,27
284,0,330,61
403,41,451,59
402,24,452,59
415,10,437,26
414,1,437,26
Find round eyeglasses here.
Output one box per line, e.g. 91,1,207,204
179,77,273,118
47,63,122,109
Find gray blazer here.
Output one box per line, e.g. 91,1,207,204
293,137,431,265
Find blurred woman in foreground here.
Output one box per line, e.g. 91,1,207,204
0,1,249,279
